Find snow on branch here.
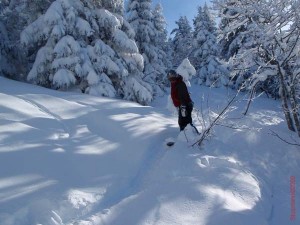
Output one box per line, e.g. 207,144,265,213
53,69,76,88
176,58,196,86
113,29,138,53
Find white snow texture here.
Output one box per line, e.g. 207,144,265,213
0,76,299,225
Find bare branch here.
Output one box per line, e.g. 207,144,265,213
282,34,300,66
269,129,300,147
192,91,240,147
243,82,258,116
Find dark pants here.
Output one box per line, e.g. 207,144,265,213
178,102,193,131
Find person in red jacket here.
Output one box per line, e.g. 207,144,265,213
168,70,199,133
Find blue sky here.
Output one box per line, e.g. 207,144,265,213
152,0,211,34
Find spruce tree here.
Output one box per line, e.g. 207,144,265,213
152,3,171,87
126,0,167,96
0,19,15,78
170,16,192,68
192,4,228,87
101,0,124,15
0,0,54,80
21,0,153,105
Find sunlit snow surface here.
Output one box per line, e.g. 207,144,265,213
0,77,299,225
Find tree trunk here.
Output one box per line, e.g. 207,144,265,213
277,65,296,132
289,84,300,136
243,83,258,116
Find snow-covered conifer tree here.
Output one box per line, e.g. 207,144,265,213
152,3,171,87
191,6,204,69
0,20,15,77
170,16,192,67
101,0,124,15
212,0,255,89
126,0,167,96
192,4,228,87
0,0,54,80
214,0,244,60
152,3,167,50
21,0,153,105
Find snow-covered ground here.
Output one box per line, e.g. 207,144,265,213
0,76,299,225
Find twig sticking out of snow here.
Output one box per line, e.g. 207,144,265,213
192,90,240,147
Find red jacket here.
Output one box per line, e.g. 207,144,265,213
170,75,192,107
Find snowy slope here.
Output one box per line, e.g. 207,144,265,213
0,77,299,225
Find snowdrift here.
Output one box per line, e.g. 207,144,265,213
0,77,299,225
